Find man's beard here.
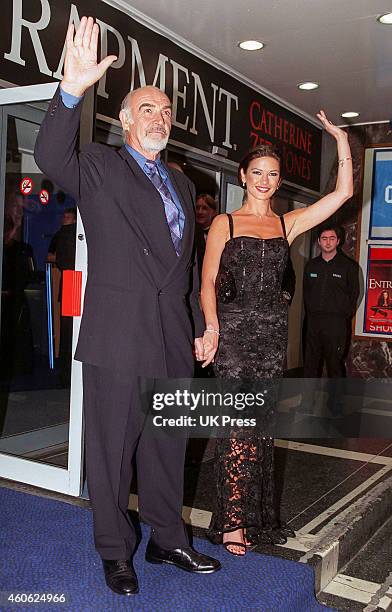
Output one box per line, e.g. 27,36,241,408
141,133,169,152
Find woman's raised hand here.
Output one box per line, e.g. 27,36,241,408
317,110,348,141
61,16,117,97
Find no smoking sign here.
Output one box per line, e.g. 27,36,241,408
39,189,49,205
20,177,33,195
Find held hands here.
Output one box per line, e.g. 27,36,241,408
61,16,117,97
194,331,218,367
201,328,219,367
317,110,348,141
194,338,204,362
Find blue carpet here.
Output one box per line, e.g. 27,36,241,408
0,487,334,611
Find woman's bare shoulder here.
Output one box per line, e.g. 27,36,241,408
208,214,231,241
211,213,230,228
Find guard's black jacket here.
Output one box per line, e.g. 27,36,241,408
303,250,359,319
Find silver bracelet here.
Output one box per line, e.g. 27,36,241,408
338,157,352,167
204,327,219,335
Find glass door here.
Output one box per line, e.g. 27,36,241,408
220,171,243,213
0,83,88,495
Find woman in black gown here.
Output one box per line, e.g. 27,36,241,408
200,110,353,555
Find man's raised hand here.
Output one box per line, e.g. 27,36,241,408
61,16,117,97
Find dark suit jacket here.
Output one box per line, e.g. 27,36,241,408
34,87,204,377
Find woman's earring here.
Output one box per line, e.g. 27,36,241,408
242,181,246,188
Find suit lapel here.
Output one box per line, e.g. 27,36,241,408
162,164,195,285
117,147,177,273
166,165,193,252
116,148,195,290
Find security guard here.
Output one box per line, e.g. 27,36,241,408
303,225,359,377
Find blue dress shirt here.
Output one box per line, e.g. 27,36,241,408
60,88,185,238
60,88,83,108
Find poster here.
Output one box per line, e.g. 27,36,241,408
369,150,392,239
364,246,392,335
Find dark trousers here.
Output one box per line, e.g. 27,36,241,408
303,315,349,378
82,364,188,560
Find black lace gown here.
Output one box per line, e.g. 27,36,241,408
208,213,290,545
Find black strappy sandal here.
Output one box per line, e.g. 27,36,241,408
207,529,251,555
244,529,255,548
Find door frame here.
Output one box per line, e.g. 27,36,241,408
0,82,90,496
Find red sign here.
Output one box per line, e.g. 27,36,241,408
62,270,82,317
20,177,33,195
39,189,49,205
364,246,392,336
248,100,321,189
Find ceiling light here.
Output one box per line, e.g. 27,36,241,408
297,82,319,91
378,13,392,24
238,40,264,51
341,111,360,118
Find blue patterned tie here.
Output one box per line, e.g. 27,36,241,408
144,160,182,256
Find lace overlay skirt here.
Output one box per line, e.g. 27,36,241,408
208,306,288,544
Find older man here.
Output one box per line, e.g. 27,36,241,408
34,17,220,596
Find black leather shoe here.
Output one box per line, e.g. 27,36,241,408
102,559,139,595
145,540,221,573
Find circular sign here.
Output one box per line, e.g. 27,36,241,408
20,177,33,195
39,189,49,205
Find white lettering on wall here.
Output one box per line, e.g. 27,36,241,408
3,1,239,151
190,73,218,142
170,60,189,130
127,37,168,92
128,36,146,89
4,0,52,76
219,88,238,149
151,53,168,90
